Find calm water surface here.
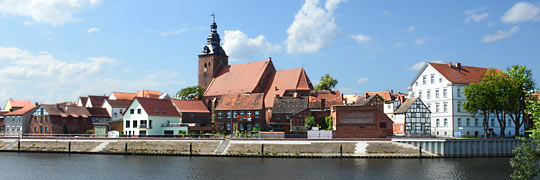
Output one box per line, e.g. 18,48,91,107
0,152,512,180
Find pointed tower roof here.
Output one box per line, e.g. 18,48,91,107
201,13,226,56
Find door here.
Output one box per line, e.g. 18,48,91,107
164,130,174,137
139,131,147,137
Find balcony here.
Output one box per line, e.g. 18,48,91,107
139,124,152,129
161,123,187,127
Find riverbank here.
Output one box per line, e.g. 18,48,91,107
0,138,437,158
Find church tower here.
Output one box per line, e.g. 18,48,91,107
198,13,228,90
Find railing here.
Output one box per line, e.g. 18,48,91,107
161,123,188,127
139,124,152,129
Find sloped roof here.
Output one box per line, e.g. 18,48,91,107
263,68,313,108
40,104,91,118
7,99,33,108
137,90,162,99
354,95,382,106
88,95,109,107
364,91,394,101
135,98,180,117
215,93,264,110
111,92,137,100
5,105,36,116
429,62,495,84
78,97,88,106
343,94,361,104
272,96,308,114
106,99,131,109
394,97,430,114
308,90,343,109
204,60,273,96
87,108,111,118
172,100,210,113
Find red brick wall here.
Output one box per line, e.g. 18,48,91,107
30,115,93,135
331,105,394,138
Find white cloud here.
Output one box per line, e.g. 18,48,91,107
160,28,187,36
465,6,486,14
502,2,540,23
406,25,415,32
86,27,100,34
482,26,519,43
393,41,405,48
351,34,371,43
0,46,185,104
0,0,102,26
357,77,368,83
222,30,281,61
285,0,344,54
414,37,428,45
382,10,393,16
409,61,442,71
465,12,488,23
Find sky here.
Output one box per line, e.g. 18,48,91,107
1,0,540,107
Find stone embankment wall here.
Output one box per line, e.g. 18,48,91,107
394,138,520,157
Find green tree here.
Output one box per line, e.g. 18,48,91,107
305,116,315,130
506,65,535,138
483,69,510,137
464,82,494,138
511,95,540,179
314,74,338,90
174,86,204,100
324,116,333,130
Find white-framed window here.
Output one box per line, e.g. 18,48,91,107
436,119,440,127
439,78,443,83
466,118,470,127
423,75,427,85
218,112,223,119
457,102,462,112
435,104,440,113
444,118,448,127
233,111,237,118
435,89,440,99
443,103,448,112
427,103,431,110
475,118,479,127
431,74,435,84
125,121,130,128
255,111,259,118
415,82,418,86
286,115,290,119
427,90,431,99
419,91,423,99
457,88,462,97
227,111,231,118
247,111,252,118
458,118,462,127
443,88,447,98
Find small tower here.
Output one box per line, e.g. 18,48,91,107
198,13,229,90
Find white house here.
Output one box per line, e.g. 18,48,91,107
103,99,131,121
123,97,187,136
408,62,523,137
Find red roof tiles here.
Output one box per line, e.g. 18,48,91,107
308,90,343,109
215,93,264,110
5,105,36,116
111,92,137,100
105,99,131,109
135,98,180,117
263,68,313,108
172,100,210,113
7,99,33,108
204,60,273,96
88,95,109,107
364,90,394,101
136,90,162,99
429,62,496,84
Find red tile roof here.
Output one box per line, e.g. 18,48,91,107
136,90,162,99
215,93,264,110
41,104,91,118
111,92,137,100
308,90,343,109
364,90,394,101
5,105,37,116
135,98,180,117
78,97,88,106
429,62,496,84
263,68,313,108
87,108,111,118
7,99,33,108
88,95,109,107
105,99,131,109
172,100,210,113
204,60,274,96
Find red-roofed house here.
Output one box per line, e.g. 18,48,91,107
30,104,93,135
172,100,212,133
110,92,137,101
214,93,265,132
4,104,37,136
408,62,522,137
3,99,33,112
123,98,186,136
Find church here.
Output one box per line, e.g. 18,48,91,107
197,18,315,132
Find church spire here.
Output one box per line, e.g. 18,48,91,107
201,12,226,55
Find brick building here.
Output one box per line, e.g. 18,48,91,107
331,105,394,138
214,93,265,132
270,96,309,132
30,104,93,135
172,100,212,133
308,90,343,122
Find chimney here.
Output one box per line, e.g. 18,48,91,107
268,57,272,60
391,90,394,94
364,93,369,98
320,99,326,110
447,62,452,68
455,62,461,69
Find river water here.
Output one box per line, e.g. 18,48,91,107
0,152,513,180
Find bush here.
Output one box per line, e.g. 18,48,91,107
305,116,315,130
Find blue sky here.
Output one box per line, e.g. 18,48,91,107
1,0,540,106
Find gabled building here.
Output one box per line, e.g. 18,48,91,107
214,93,265,132
123,97,186,136
85,95,109,108
30,104,92,135
390,97,431,137
354,94,385,112
0,111,6,135
76,97,88,107
3,99,33,112
103,99,131,121
331,105,394,138
270,96,309,132
87,108,111,137
408,62,523,137
109,92,137,101
172,100,212,133
4,105,37,136
308,90,343,121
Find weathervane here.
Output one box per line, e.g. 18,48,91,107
211,12,215,23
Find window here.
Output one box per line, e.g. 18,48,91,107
226,123,231,130
137,109,142,114
218,112,223,119
466,118,470,127
427,90,431,99
435,90,440,99
436,119,440,127
149,120,152,128
45,127,48,132
130,109,134,114
457,88,461,97
276,115,281,120
427,103,431,110
379,122,387,128
227,111,231,118
113,112,118,117
444,118,448,127
435,104,440,113
419,91,423,99
458,118,462,127
443,88,447,98
423,75,426,85
286,115,290,119
247,111,252,118
233,111,237,118
475,118,479,127
415,82,418,86
255,111,260,118
431,74,434,84
120,109,124,114
161,109,165,113
154,108,158,113
34,127,37,132
133,120,137,128
457,102,462,112
439,78,443,83
444,104,448,112
247,124,252,131
411,92,415,98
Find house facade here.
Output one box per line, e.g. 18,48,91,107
270,96,309,132
123,98,186,136
172,100,212,133
331,105,394,138
214,93,265,132
389,97,431,137
30,105,93,135
3,105,37,136
408,62,523,137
